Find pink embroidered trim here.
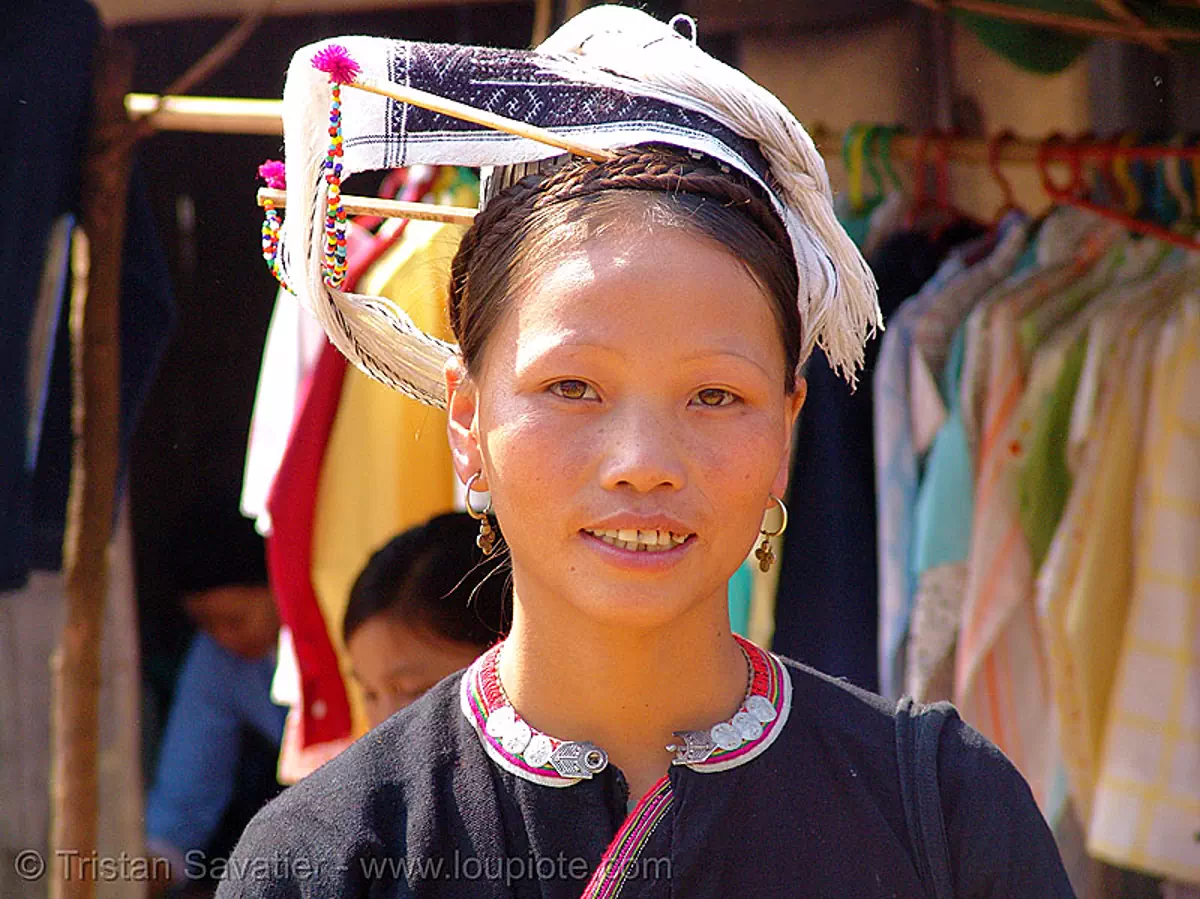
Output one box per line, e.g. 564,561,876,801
581,776,674,899
459,636,791,785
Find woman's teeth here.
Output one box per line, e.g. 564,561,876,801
584,528,689,552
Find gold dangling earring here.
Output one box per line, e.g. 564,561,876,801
754,494,788,573
466,472,497,555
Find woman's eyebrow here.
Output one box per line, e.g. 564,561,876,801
678,349,776,379
513,336,626,369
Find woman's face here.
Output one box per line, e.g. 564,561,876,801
446,221,805,632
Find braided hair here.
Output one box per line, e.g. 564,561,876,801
448,145,803,391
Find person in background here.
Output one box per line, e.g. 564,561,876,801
343,511,509,728
146,504,286,895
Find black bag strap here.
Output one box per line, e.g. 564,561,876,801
895,696,958,899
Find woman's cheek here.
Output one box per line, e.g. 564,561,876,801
484,404,590,504
690,410,784,486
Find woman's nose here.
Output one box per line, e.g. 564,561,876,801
598,401,687,493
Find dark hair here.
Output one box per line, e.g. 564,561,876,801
342,512,509,648
171,499,268,596
448,145,802,391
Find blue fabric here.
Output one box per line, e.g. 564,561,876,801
912,327,974,572
727,561,752,638
873,257,971,699
0,0,98,589
0,1,174,590
145,633,287,857
913,228,1039,576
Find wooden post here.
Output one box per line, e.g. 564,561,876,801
50,33,134,899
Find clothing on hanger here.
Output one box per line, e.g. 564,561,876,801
904,219,1032,703
1038,265,1197,823
265,341,353,747
255,171,449,761
953,224,1137,809
877,186,1200,886
909,213,1107,706
2,0,176,590
1,0,97,590
874,221,1019,699
1086,298,1200,883
874,252,969,699
241,272,347,535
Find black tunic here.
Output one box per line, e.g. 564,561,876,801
216,649,1074,899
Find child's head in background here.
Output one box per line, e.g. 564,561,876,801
344,512,509,727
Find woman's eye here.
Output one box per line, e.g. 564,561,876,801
549,380,597,401
693,388,737,407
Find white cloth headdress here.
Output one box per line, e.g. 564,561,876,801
277,6,880,407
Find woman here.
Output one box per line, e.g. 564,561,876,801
344,512,509,728
221,8,1073,897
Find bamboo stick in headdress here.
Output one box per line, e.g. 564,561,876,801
257,187,476,225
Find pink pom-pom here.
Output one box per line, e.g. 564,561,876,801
311,45,361,84
257,160,287,190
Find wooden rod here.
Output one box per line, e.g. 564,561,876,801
257,187,476,224
911,0,1200,44
129,1,273,142
1092,0,1170,52
346,72,614,162
51,33,133,899
126,93,283,135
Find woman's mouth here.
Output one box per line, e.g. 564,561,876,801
582,527,692,553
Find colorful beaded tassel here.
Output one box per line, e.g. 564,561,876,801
311,45,361,291
322,82,348,289
257,160,292,294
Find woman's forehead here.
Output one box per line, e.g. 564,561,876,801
501,228,785,371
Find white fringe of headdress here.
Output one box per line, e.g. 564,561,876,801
537,6,881,383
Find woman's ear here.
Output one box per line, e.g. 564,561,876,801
445,355,486,488
770,376,807,499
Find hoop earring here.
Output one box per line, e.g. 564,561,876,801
754,494,788,573
466,472,497,555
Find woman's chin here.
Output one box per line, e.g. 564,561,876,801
556,584,713,632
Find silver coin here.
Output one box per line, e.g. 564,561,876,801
745,694,778,724
485,705,516,739
502,718,533,755
732,711,763,742
710,721,742,751
522,734,554,768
